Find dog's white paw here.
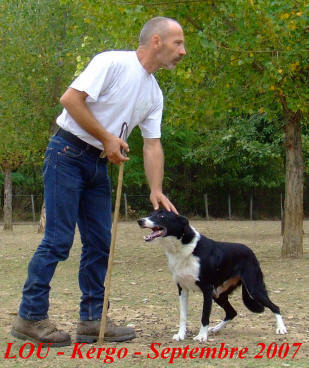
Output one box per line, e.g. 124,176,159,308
173,332,185,341
209,320,228,334
275,314,287,335
276,326,288,334
193,325,209,342
208,326,220,334
193,333,208,342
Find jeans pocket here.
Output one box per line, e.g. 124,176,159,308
42,147,53,176
59,144,83,159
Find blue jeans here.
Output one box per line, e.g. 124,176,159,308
19,135,112,321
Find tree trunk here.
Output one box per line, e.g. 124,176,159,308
37,201,46,233
281,99,303,258
3,168,13,231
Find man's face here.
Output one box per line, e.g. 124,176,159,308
157,23,186,70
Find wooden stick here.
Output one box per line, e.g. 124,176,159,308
98,162,124,345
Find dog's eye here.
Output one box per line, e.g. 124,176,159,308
159,215,164,219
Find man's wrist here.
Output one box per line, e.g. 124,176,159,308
99,130,114,146
150,189,163,197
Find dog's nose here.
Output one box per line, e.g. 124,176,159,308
137,219,144,227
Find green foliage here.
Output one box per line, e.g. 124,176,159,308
0,171,39,189
187,114,284,189
0,0,87,170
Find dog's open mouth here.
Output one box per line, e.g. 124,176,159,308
144,226,167,242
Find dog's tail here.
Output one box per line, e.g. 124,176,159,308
242,285,265,313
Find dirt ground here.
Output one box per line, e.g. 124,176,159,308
0,220,308,367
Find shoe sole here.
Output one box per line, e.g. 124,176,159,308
11,328,72,347
76,333,136,343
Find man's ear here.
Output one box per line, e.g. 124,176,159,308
152,34,162,48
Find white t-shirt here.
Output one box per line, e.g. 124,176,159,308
56,51,163,150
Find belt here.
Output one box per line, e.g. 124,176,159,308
55,127,107,160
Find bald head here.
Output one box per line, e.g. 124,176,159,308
139,17,181,46
136,16,186,73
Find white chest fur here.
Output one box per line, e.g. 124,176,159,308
161,228,201,292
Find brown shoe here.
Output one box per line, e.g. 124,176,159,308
76,317,136,343
11,315,71,347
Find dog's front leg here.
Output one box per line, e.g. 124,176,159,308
194,285,213,342
173,285,188,341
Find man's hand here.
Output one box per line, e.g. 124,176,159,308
150,191,178,214
102,133,130,164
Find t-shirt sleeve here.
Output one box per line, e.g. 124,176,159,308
139,95,163,139
70,53,114,102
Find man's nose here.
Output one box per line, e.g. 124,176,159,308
180,46,186,56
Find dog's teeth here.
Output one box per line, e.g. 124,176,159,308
143,229,164,242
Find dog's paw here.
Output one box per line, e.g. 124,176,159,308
193,325,209,342
208,326,220,334
193,333,208,343
209,320,228,334
173,333,185,341
275,315,287,335
276,326,288,334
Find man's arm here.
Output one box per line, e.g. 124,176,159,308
143,138,178,213
60,87,129,164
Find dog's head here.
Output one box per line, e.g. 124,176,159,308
137,209,194,244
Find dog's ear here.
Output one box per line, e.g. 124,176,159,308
179,216,194,244
178,215,194,243
178,215,190,234
178,215,189,227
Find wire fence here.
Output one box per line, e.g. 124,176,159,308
121,192,286,221
1,191,307,223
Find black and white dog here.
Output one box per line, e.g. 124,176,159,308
138,209,287,342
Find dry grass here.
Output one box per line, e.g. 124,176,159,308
0,220,309,367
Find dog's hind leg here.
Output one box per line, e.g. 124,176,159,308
242,284,265,313
242,272,287,334
209,292,237,334
173,285,188,341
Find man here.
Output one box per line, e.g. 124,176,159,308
11,16,186,346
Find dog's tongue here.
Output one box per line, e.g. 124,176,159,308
144,229,164,242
